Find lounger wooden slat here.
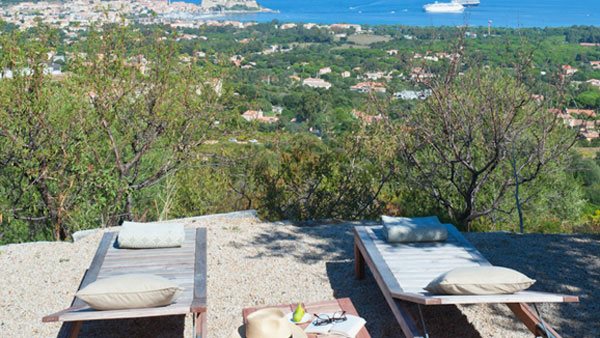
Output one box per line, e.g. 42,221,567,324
53,303,193,322
72,232,117,308
354,225,579,338
104,247,196,255
99,264,195,271
99,259,195,266
192,228,208,338
390,290,578,305
192,228,207,310
98,268,196,276
43,226,208,338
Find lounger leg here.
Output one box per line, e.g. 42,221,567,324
507,303,561,338
68,321,83,338
193,311,207,338
354,240,365,280
393,300,427,338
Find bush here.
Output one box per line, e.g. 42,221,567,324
251,131,397,221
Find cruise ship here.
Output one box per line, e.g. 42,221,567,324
452,0,480,6
423,2,465,13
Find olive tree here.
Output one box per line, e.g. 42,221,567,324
72,25,223,225
0,29,88,240
399,65,577,231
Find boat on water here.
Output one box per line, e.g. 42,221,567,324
423,2,465,13
452,0,480,6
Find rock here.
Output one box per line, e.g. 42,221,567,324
72,229,99,242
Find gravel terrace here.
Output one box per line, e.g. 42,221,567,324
0,211,598,337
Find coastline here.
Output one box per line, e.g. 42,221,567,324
4,0,599,28
158,4,279,20
204,7,279,15
173,0,600,28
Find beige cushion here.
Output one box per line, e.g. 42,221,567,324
118,221,185,249
425,266,536,295
382,216,448,243
76,274,183,310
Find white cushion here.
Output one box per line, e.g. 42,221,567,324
118,222,185,249
76,274,183,310
382,216,448,243
425,266,536,295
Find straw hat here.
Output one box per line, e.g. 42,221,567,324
230,308,307,338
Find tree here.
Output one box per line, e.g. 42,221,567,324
72,26,221,224
251,128,397,221
575,90,600,108
398,65,577,231
0,29,88,240
571,153,600,206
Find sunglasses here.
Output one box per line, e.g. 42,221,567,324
312,311,347,326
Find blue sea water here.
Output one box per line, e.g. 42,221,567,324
176,0,600,27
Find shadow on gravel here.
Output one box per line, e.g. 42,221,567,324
243,221,359,263
57,315,186,338
466,232,600,337
245,221,599,337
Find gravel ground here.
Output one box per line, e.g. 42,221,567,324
0,212,598,338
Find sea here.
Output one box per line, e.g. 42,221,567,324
175,0,600,27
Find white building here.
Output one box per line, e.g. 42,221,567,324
351,82,386,93
394,90,432,100
319,67,332,75
280,23,297,30
303,77,332,89
365,71,388,80
562,65,578,76
242,110,279,123
587,79,600,88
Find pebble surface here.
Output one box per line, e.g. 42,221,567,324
0,213,597,337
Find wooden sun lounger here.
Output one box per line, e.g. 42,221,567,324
43,227,207,338
354,225,579,338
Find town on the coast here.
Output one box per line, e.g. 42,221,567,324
0,0,273,30
1,0,597,141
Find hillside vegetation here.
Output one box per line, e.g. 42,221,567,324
1,23,600,244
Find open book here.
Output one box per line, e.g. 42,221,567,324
304,313,366,338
